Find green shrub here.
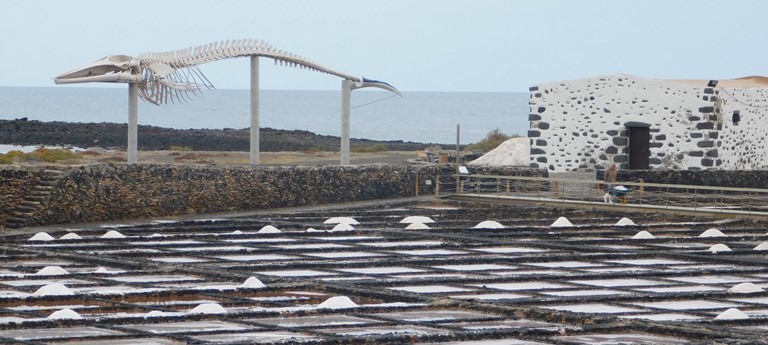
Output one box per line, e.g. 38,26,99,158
465,129,520,152
352,144,387,153
170,145,193,151
29,148,80,162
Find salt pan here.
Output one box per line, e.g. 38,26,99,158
317,296,358,309
550,217,573,227
35,266,69,276
473,220,504,229
28,232,55,241
47,308,82,320
728,282,764,294
258,225,281,233
100,230,126,239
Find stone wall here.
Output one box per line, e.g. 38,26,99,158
614,169,768,189
529,74,768,172
2,164,545,228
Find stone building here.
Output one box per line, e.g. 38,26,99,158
528,74,768,172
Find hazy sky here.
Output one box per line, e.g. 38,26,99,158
2,0,766,92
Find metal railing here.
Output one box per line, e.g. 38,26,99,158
436,174,768,215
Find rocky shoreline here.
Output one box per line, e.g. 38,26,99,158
0,119,437,152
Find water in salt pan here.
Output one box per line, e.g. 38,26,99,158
188,303,227,314
101,230,126,239
48,308,82,320
473,220,504,229
33,283,74,296
324,217,359,225
700,228,726,237
59,232,82,240
754,242,768,250
258,225,281,233
241,277,266,288
716,308,749,320
28,232,55,241
708,243,732,253
332,223,355,231
632,231,655,239
405,222,430,230
550,217,572,227
35,266,69,276
400,216,435,224
728,282,764,294
615,217,636,226
317,296,358,309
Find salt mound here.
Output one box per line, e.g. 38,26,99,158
400,216,435,224
728,282,764,294
708,243,732,253
473,221,504,229
405,222,430,230
28,232,55,241
145,310,166,317
323,217,359,225
332,223,355,231
615,217,636,226
317,296,359,309
100,230,126,239
715,308,749,320
147,233,166,237
231,230,243,235
632,231,655,239
47,308,82,320
59,232,82,240
93,267,121,274
33,283,74,296
550,217,573,227
258,225,281,233
241,277,266,289
35,266,69,276
754,242,768,251
700,228,726,237
188,303,227,314
468,137,530,167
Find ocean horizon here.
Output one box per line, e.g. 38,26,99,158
0,86,530,145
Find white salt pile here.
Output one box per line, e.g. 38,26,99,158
28,232,55,241
47,308,83,320
317,296,358,309
145,310,166,317
708,244,732,253
400,216,435,224
323,217,359,225
699,228,726,237
59,232,82,240
715,308,749,320
727,282,764,294
33,283,74,296
188,303,227,314
473,220,505,229
35,266,69,276
332,223,356,231
93,267,122,274
550,217,573,227
258,225,281,233
754,242,768,251
632,231,655,239
100,230,126,239
146,233,167,238
467,137,530,167
405,222,430,230
615,217,636,226
231,230,243,235
241,277,266,289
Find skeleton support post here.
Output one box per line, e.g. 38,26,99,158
128,83,138,164
250,56,260,165
341,80,352,165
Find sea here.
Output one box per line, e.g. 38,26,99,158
0,86,530,146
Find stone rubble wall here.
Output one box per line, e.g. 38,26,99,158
0,167,51,226
615,169,768,190
2,164,545,228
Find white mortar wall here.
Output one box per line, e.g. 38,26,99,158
528,74,768,172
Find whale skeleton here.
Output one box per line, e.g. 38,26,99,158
54,39,400,164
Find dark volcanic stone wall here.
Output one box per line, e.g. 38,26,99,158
616,170,768,189
0,168,50,226
2,165,545,228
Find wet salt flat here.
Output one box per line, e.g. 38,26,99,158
2,201,768,343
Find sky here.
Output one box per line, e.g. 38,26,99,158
1,0,766,92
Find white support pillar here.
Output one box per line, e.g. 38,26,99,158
127,83,138,164
250,56,260,165
341,80,352,165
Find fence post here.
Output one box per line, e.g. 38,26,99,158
415,174,419,197
435,175,440,197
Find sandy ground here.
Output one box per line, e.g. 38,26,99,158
64,149,424,166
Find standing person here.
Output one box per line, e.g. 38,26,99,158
603,163,617,203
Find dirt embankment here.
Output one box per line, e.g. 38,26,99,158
0,119,438,152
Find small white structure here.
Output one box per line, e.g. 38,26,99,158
528,74,768,172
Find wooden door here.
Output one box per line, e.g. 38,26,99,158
628,126,650,170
